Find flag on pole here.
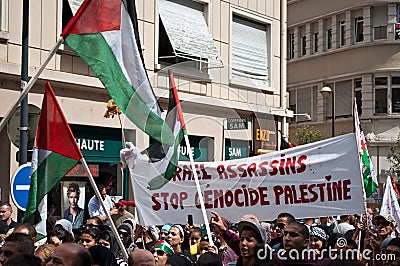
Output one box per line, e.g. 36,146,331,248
380,176,400,232
354,99,378,198
145,71,186,190
61,0,174,146
280,130,293,150
23,82,83,239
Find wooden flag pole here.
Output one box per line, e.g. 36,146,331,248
80,157,129,261
0,36,64,133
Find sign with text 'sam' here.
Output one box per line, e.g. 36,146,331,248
226,118,248,130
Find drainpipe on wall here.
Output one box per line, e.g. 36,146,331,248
280,0,288,135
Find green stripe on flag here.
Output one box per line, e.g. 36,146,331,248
65,33,174,146
24,153,78,224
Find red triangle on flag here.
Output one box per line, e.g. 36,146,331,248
61,0,121,37
35,82,83,161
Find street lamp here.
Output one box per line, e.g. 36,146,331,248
292,113,312,121
320,86,334,137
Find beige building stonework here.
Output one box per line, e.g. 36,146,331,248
0,0,287,214
287,0,400,193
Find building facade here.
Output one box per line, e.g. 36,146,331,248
287,0,400,197
0,0,287,217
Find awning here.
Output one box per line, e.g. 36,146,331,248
159,0,223,66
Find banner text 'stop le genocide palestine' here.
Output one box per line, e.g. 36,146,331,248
131,133,365,225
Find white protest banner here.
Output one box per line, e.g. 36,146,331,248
131,133,365,225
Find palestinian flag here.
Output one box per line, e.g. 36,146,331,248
145,71,186,190
61,0,174,146
23,82,82,239
354,98,378,198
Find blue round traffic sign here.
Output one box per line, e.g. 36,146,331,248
11,163,31,211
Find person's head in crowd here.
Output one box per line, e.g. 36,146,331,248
277,212,296,225
89,245,118,266
309,226,329,252
283,221,310,252
166,253,195,266
238,220,267,265
167,224,185,253
195,252,223,266
48,224,74,245
333,237,357,260
98,229,119,259
199,235,211,255
4,253,41,266
196,252,222,266
46,243,92,266
80,227,100,249
35,243,56,266
86,216,103,229
151,240,174,266
55,219,74,238
160,223,173,240
118,219,136,248
374,214,396,239
303,218,315,227
230,223,239,236
0,233,35,265
383,238,400,266
319,217,330,225
128,249,155,266
271,220,286,240
0,203,14,226
13,223,36,243
189,227,202,246
339,215,355,225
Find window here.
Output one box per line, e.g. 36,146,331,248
231,14,270,89
326,29,332,49
0,0,8,33
340,20,346,46
313,32,318,53
158,0,221,70
398,5,400,22
297,87,312,122
392,77,400,113
372,6,387,40
301,35,306,56
355,16,364,42
335,80,352,118
374,77,388,114
354,78,362,115
288,32,294,59
374,26,387,40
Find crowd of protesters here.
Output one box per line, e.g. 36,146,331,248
0,186,399,266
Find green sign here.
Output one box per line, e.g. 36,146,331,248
70,125,123,162
178,135,212,162
226,118,248,130
225,146,248,160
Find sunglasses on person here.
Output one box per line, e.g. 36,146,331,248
118,231,129,237
153,249,167,256
273,223,285,229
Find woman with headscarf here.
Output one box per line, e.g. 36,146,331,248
98,229,120,260
309,226,329,256
151,240,174,266
166,224,195,265
117,219,138,259
89,245,119,266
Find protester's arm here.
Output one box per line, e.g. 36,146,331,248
210,211,241,256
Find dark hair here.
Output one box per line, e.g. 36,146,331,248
4,253,41,266
195,252,222,266
86,216,103,227
98,184,105,192
288,221,310,239
67,183,81,198
5,233,35,255
51,224,74,243
0,202,12,209
14,223,36,239
277,213,296,223
191,227,203,236
82,227,101,241
0,220,9,234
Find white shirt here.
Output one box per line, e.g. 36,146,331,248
88,194,113,222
